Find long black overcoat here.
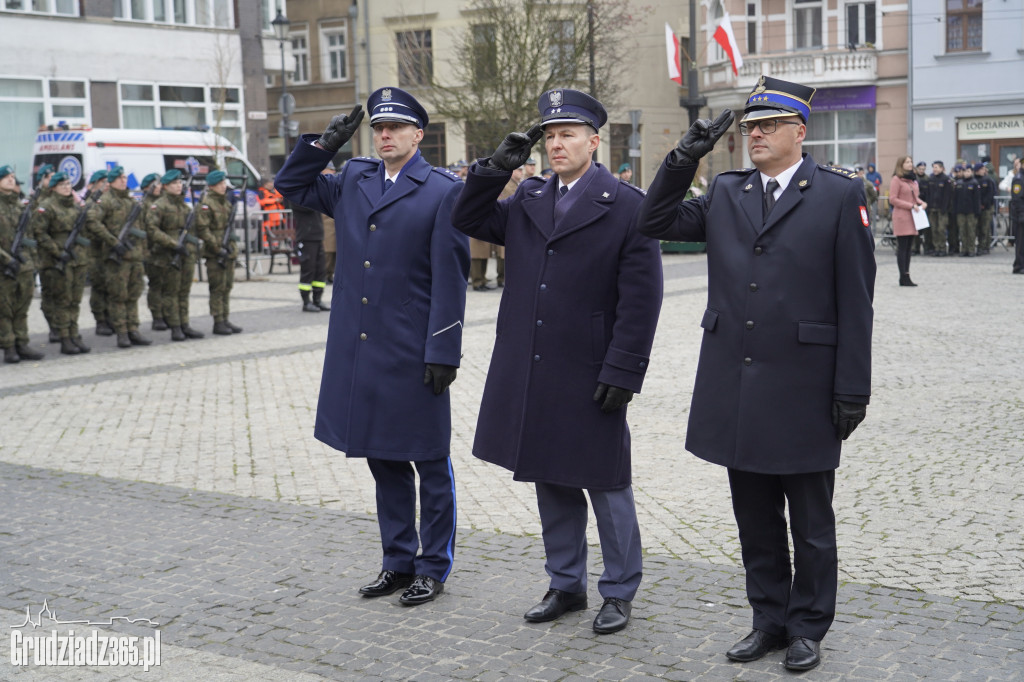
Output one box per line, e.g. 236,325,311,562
275,137,470,461
451,161,663,490
637,154,875,474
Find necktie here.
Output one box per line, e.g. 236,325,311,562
558,185,568,199
763,178,779,221
384,178,394,193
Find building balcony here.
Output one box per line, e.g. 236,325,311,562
704,49,878,93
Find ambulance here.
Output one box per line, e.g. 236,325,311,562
30,126,261,191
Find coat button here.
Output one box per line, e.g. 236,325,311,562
754,246,763,255
364,261,371,268
547,249,554,256
536,320,543,326
639,361,646,368
540,284,547,291
749,282,758,292
360,333,367,340
745,320,754,330
744,357,752,366
534,355,541,361
369,224,376,231
362,297,368,304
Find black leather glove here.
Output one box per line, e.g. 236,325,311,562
487,125,544,172
424,364,458,395
3,258,20,277
670,109,735,166
217,247,230,260
59,251,74,265
832,400,867,440
174,243,189,256
593,383,634,413
112,242,128,258
317,105,364,153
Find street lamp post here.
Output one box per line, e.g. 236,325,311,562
271,10,291,156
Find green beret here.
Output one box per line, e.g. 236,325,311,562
36,163,55,183
140,173,160,189
48,172,69,187
0,164,20,181
618,163,631,173
107,166,125,182
206,170,227,185
89,170,108,184
160,169,182,184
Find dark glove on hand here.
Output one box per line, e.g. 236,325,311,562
832,400,867,440
3,259,20,277
593,383,634,413
424,363,458,395
317,105,364,153
112,242,128,258
217,248,230,260
670,109,735,166
59,251,74,265
487,124,544,172
174,243,189,256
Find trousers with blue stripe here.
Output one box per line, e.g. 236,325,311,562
366,457,457,582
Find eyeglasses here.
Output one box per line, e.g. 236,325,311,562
738,119,802,136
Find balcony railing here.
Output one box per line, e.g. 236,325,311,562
705,49,878,89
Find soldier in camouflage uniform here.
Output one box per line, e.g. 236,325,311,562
85,166,151,348
28,163,54,212
31,172,93,355
0,165,45,363
195,170,241,335
139,173,166,330
144,169,204,341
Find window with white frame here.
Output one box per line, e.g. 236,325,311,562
261,0,284,33
846,2,876,48
119,81,244,148
794,0,823,50
746,2,758,55
114,0,233,27
322,24,349,82
549,19,576,79
1,0,77,15
291,31,310,84
709,2,725,64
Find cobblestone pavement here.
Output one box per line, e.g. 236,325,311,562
0,246,1021,680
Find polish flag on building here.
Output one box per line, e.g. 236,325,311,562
713,9,744,76
665,23,682,85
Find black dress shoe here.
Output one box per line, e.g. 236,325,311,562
523,589,587,622
784,636,821,671
359,570,414,597
592,597,631,634
726,629,787,662
399,575,443,605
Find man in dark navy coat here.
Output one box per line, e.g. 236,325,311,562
637,76,875,671
451,89,663,635
275,87,470,606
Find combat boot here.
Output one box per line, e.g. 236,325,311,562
171,326,186,341
116,333,132,348
96,320,114,336
60,337,81,355
182,325,205,339
49,329,61,343
127,331,152,346
152,318,169,331
3,346,19,363
16,344,44,360
313,289,330,311
72,336,91,353
213,320,233,335
225,320,243,334
301,289,319,312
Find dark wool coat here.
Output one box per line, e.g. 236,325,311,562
451,161,663,490
638,153,875,474
276,136,470,461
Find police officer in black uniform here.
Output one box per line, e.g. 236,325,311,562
927,161,953,256
954,164,981,257
1010,161,1024,274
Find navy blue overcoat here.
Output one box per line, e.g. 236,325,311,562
275,136,470,461
451,161,663,490
638,154,875,474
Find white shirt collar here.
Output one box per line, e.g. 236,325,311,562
760,158,804,198
385,169,401,184
558,177,582,193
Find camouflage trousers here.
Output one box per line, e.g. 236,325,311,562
957,213,977,255
145,262,162,318
152,256,196,327
39,263,87,337
104,260,145,334
977,208,993,251
89,253,107,323
927,209,949,254
0,269,34,349
205,257,235,322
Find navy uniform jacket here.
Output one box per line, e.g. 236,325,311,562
450,161,662,490
953,177,980,215
638,154,875,474
275,135,470,461
928,173,953,213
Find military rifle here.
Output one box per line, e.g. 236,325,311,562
216,179,246,269
109,187,154,263
55,189,98,272
2,203,38,279
170,176,199,271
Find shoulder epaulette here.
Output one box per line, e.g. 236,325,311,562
819,164,859,179
432,166,462,182
348,156,380,166
619,181,647,197
719,167,757,176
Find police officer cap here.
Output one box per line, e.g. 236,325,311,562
89,170,108,184
618,163,631,173
538,89,607,130
525,157,537,165
915,161,926,167
107,166,125,182
972,162,984,172
953,164,963,172
206,170,227,185
161,169,182,184
140,173,160,189
48,171,68,187
35,163,55,183
933,160,944,168
367,86,428,129
0,165,23,183
741,75,815,124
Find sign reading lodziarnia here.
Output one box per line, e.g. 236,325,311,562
957,115,1024,140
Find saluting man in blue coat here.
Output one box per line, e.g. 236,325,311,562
451,89,663,635
637,76,876,671
275,87,470,606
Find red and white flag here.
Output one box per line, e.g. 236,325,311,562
665,23,682,85
713,9,744,76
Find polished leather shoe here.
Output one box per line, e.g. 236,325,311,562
358,570,414,597
592,597,631,634
784,636,821,671
523,589,587,623
399,575,443,605
726,629,787,662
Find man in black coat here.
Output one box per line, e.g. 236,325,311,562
637,76,875,671
291,193,330,312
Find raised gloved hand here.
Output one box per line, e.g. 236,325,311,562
487,125,544,172
593,383,634,413
424,363,458,395
832,400,867,440
317,105,364,153
670,109,735,166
